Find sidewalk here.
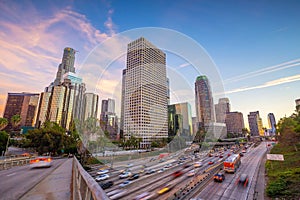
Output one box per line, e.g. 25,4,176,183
20,158,72,200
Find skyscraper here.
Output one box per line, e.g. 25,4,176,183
120,69,126,138
225,111,245,136
82,93,99,121
296,98,300,112
35,92,51,128
248,111,264,136
267,113,276,136
195,75,215,130
168,102,193,139
100,98,118,140
4,93,40,129
123,37,168,148
54,47,76,86
215,97,230,123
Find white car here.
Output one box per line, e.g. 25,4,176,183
97,169,109,175
30,156,52,168
95,174,109,181
119,172,132,179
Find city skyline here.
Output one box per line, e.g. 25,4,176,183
1,1,300,128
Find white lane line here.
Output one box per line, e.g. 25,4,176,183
7,172,16,177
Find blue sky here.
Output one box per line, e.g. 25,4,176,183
0,0,300,128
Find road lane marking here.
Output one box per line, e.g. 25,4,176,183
7,172,16,177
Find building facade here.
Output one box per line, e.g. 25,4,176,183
168,102,193,140
35,92,51,128
225,111,245,136
54,47,76,86
215,97,230,123
195,75,215,130
4,93,40,129
100,98,118,140
267,113,276,136
296,98,300,112
248,111,264,136
82,93,99,121
123,37,168,148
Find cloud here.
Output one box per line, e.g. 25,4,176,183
177,62,191,69
0,2,118,116
225,74,300,94
224,58,300,84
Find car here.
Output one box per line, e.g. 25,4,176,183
227,153,231,157
239,152,244,157
214,172,225,182
219,155,223,158
194,162,202,168
99,181,113,189
157,183,173,195
164,163,172,168
134,192,155,200
158,168,167,173
119,180,131,187
173,170,183,178
95,174,110,181
242,150,247,153
187,170,195,177
146,169,156,174
109,189,127,200
208,153,213,157
119,172,132,179
236,174,249,187
30,156,53,168
215,154,219,157
208,161,214,165
183,164,191,168
129,173,139,180
97,169,109,175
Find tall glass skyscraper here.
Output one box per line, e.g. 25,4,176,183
248,111,264,136
267,113,276,136
195,75,215,131
123,37,168,148
54,47,76,86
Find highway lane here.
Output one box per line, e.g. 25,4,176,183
0,158,67,200
195,142,266,200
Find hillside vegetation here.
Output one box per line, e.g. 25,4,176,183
266,111,300,199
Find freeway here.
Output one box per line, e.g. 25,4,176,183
0,158,67,200
88,146,231,200
194,142,267,200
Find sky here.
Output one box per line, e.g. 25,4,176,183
0,0,300,128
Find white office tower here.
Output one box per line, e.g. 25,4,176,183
123,37,168,148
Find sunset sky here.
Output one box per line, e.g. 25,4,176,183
1,0,300,128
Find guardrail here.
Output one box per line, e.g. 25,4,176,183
72,157,109,200
0,156,32,170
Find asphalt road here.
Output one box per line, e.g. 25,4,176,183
195,142,267,200
0,158,67,200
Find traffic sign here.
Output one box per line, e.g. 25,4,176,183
267,154,284,161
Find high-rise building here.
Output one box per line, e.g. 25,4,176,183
123,37,168,148
296,98,300,112
195,75,215,130
120,69,126,138
168,102,193,139
82,93,99,121
35,92,51,128
225,111,245,136
4,93,40,129
215,98,230,123
47,85,66,125
54,47,76,86
267,113,276,136
100,98,118,140
248,111,264,136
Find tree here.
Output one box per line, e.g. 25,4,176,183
0,131,9,155
26,122,75,155
11,114,21,130
0,118,8,131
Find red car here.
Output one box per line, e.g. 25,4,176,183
208,161,214,165
219,155,223,158
173,170,183,178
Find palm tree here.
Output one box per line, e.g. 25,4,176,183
11,114,21,130
0,118,8,131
